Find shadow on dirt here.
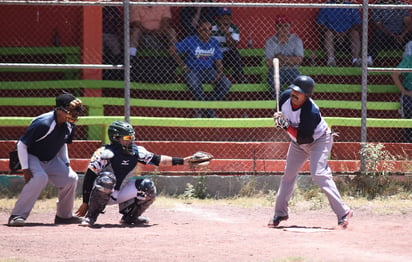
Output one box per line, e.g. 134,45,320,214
274,225,335,232
82,223,158,229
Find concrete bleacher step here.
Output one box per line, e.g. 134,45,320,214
0,158,364,175
0,124,407,143
0,115,410,143
104,106,400,119
1,141,410,175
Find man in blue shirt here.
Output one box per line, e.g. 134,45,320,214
8,93,84,226
169,19,232,118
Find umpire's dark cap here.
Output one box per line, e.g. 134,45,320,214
56,93,77,108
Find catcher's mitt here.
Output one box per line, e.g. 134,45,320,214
189,151,213,167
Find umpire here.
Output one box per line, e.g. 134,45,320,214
8,93,84,226
269,76,353,228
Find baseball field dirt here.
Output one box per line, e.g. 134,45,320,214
1,198,412,262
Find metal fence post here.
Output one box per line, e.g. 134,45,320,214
360,0,370,173
124,0,131,123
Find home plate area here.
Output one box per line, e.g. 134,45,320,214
280,226,334,232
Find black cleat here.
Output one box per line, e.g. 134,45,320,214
8,215,26,227
54,215,83,225
338,209,353,229
120,215,150,225
268,215,289,228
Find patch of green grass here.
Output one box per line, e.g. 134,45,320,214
152,194,412,216
2,191,411,216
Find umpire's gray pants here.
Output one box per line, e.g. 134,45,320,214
11,154,78,219
274,132,349,219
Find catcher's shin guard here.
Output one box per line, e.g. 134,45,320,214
119,196,156,224
85,171,116,224
86,189,111,224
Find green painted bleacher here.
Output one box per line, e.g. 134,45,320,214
0,96,401,113
0,47,405,142
0,116,410,143
0,46,81,65
0,79,399,94
0,115,410,129
239,48,401,78
239,48,402,59
0,46,81,79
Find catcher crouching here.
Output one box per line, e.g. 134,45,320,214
76,120,213,227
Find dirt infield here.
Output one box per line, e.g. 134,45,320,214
1,199,412,262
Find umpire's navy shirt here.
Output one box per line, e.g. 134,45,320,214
20,111,75,161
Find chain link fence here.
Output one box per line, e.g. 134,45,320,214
0,1,411,169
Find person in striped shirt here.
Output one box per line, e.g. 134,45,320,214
211,7,248,83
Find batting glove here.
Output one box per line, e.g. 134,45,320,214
273,112,283,119
275,116,289,129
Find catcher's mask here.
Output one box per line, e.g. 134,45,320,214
55,93,84,123
108,120,136,155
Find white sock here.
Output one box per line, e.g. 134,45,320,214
130,47,137,56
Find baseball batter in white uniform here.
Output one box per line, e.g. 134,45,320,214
268,75,352,228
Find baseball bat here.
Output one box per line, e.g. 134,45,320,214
273,58,280,113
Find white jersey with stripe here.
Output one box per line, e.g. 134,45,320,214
279,89,328,144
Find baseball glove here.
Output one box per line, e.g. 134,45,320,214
188,151,213,167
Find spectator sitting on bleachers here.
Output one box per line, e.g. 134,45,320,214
179,0,218,38
403,40,412,58
264,15,304,98
103,6,123,63
129,0,177,57
369,0,412,66
103,6,123,80
169,20,232,118
316,0,362,66
391,55,412,143
211,7,248,83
